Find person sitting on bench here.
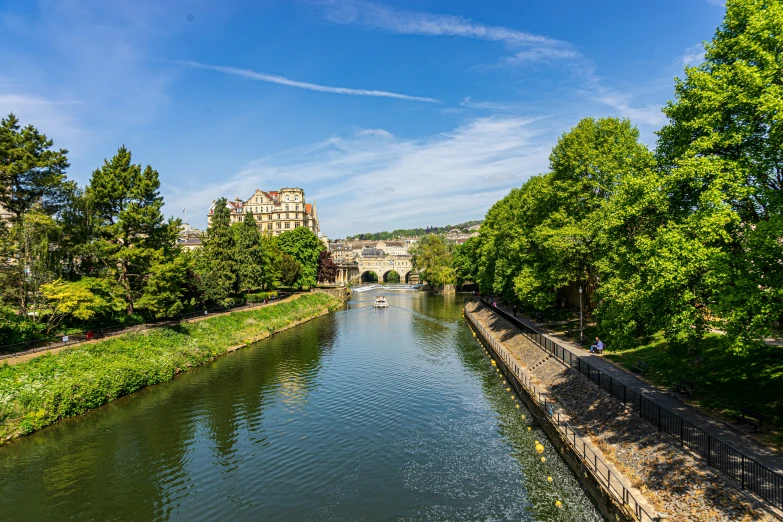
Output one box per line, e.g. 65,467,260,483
590,337,604,354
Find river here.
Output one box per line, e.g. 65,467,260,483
0,291,603,521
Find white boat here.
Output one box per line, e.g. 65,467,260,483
374,296,388,308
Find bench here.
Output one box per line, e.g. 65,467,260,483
675,377,695,397
631,360,650,376
733,407,766,432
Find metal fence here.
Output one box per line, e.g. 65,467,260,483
464,307,656,522
0,293,292,361
475,297,783,510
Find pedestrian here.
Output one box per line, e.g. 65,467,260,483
86,331,94,341
512,304,517,317
62,334,69,344
590,337,605,354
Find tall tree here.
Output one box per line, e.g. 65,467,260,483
410,234,455,288
0,113,69,225
277,227,323,289
234,211,265,292
652,0,783,350
279,253,301,288
316,250,338,284
259,234,281,290
85,146,177,315
200,198,238,303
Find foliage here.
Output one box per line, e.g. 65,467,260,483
279,253,302,287
0,293,340,441
85,146,178,315
136,255,189,319
246,291,278,303
234,211,265,292
346,220,482,240
0,113,69,223
259,234,282,290
200,197,238,303
410,234,455,287
317,250,338,283
277,227,323,289
453,236,480,286
385,270,400,284
41,277,120,328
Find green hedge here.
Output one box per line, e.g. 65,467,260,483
246,291,278,303
0,293,340,442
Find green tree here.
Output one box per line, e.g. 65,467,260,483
653,0,783,351
279,253,301,287
41,277,120,331
200,198,238,303
0,113,69,225
234,211,265,292
410,235,455,287
453,236,480,286
137,254,189,319
260,234,282,290
85,146,178,315
277,227,323,289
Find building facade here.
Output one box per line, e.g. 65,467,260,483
207,187,323,239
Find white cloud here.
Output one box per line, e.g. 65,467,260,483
682,43,705,66
315,0,577,63
165,116,554,237
357,128,394,138
185,61,441,103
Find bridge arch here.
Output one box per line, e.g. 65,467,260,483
382,270,400,284
360,270,378,283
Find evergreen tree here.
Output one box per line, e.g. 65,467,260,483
279,253,301,288
259,234,282,290
234,211,265,292
85,146,177,315
200,198,238,303
0,113,69,225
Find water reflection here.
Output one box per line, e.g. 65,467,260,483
0,293,601,521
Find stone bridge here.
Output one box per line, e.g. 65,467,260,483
335,256,419,285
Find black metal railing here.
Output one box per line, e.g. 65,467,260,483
464,308,656,521
474,297,783,510
0,293,291,360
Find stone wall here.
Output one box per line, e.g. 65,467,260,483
465,300,774,522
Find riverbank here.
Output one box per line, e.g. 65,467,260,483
0,293,342,443
465,300,776,522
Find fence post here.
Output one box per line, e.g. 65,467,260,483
707,436,712,466
741,454,745,489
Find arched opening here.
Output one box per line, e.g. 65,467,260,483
361,271,378,283
384,270,400,284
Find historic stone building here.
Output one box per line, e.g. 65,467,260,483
328,239,419,285
207,187,323,239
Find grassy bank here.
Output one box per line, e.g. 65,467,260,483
0,293,342,442
603,334,783,447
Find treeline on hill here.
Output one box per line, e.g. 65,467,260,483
347,220,481,241
0,127,337,347
444,0,782,353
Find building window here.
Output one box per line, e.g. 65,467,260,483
267,223,272,230
285,195,290,202
285,204,289,211
277,222,281,229
285,222,290,229
295,195,299,202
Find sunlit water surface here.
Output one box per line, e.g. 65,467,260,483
0,292,603,521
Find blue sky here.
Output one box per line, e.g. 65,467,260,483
1,0,725,238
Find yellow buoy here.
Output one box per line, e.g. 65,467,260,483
540,457,546,463
535,443,545,454
555,500,562,508
506,387,511,392
521,415,525,419
547,476,553,483
535,440,539,444
515,404,520,409
527,427,532,431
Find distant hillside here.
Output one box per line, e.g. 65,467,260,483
345,220,482,241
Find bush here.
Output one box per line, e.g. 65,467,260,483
246,291,278,303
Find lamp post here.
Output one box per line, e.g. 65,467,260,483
578,286,584,344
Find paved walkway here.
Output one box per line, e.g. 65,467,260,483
489,301,783,475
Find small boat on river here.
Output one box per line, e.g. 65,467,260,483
374,296,388,308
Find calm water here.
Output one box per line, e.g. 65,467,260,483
0,292,602,521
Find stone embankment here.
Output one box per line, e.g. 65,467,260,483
465,300,775,522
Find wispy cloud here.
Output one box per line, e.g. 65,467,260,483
314,0,577,63
165,117,555,236
185,61,440,103
681,43,705,66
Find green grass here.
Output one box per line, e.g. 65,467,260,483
0,293,342,442
604,333,783,447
